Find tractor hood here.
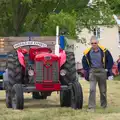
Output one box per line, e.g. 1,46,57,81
35,53,59,61
35,49,67,67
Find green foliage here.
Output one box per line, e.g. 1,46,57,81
106,0,120,15
0,0,12,36
0,0,119,37
0,0,32,36
77,0,115,31
42,11,77,38
11,0,32,36
114,75,120,81
24,0,89,37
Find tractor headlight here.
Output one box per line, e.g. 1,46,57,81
28,70,34,76
60,69,66,76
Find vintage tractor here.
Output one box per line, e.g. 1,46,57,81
3,26,83,110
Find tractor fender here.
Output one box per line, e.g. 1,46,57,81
59,49,66,67
17,50,25,67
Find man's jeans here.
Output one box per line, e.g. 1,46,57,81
88,68,107,109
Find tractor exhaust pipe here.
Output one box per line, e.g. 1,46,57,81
55,26,59,56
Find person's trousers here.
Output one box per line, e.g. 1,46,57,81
88,68,107,109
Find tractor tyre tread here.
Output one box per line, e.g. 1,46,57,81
11,84,24,109
7,50,22,86
60,90,71,107
60,51,77,85
71,81,83,109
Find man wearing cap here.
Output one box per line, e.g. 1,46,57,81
82,36,114,112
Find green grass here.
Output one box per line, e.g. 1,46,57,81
1,80,120,120
114,75,120,80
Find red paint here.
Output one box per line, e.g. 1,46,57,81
59,49,66,67
17,49,25,67
34,52,60,91
16,46,67,92
35,53,59,61
17,48,28,54
35,83,61,91
29,47,52,61
112,64,119,76
35,52,60,79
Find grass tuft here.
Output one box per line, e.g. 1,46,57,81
0,80,120,120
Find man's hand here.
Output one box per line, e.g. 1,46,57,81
108,76,114,80
105,69,108,72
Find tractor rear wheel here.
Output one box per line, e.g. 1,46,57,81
70,81,83,109
32,92,47,99
60,51,77,85
5,51,23,109
60,51,83,109
7,51,23,86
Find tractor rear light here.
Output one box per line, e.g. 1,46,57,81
60,69,66,76
28,69,34,76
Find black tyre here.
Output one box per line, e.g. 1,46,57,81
70,81,83,109
11,84,24,110
60,89,71,107
32,92,47,99
7,51,23,86
60,51,77,85
6,87,12,108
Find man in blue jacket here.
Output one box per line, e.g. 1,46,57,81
82,36,114,112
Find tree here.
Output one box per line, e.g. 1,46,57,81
42,11,76,38
77,0,115,31
0,0,119,37
106,0,120,15
11,0,32,36
0,0,12,36
24,0,89,35
0,0,32,36
0,0,89,36
40,0,116,37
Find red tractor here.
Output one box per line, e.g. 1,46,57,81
3,28,83,110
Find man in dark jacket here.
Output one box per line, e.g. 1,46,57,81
82,36,114,112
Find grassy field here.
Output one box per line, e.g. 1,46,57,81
0,80,120,120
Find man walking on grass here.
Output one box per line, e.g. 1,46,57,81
82,36,114,112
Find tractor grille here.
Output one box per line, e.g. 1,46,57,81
52,61,59,82
36,61,59,82
36,62,43,82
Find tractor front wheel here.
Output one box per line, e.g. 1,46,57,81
60,89,71,107
70,81,83,109
6,89,12,108
11,84,24,110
